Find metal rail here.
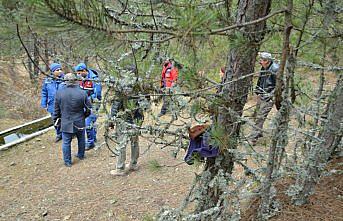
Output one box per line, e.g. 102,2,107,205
0,115,53,151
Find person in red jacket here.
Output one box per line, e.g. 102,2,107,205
158,59,178,117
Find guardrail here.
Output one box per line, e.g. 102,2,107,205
0,115,53,151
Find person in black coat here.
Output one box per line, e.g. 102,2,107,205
251,52,279,145
53,73,92,167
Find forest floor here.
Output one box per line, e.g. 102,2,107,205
0,66,342,221
0,111,199,221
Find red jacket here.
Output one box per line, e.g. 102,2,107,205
161,62,178,88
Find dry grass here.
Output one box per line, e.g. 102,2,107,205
0,64,45,121
241,157,343,221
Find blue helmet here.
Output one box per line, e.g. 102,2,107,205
74,63,87,72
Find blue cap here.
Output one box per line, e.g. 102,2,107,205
50,63,62,72
74,63,87,72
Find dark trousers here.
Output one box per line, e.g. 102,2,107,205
61,127,85,165
160,96,169,114
85,112,97,145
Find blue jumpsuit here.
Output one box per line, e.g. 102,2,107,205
79,70,102,148
41,75,65,138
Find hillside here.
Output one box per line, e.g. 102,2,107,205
0,65,342,220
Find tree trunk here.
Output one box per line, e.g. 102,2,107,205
26,35,34,80
274,0,293,110
157,2,272,220
224,0,232,21
291,0,314,103
258,52,294,220
33,32,40,80
258,1,293,219
292,75,343,205
195,0,272,218
27,52,33,79
44,37,50,72
290,0,342,206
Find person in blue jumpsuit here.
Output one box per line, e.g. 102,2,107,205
41,63,65,142
74,62,102,150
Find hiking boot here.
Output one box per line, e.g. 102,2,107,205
74,154,85,160
55,136,62,143
126,163,139,171
85,143,95,151
110,169,127,176
157,112,166,117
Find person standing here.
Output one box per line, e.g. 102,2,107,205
53,73,91,167
74,62,102,150
41,63,65,142
251,52,279,145
158,59,178,117
109,66,144,176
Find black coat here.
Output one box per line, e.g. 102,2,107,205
53,84,91,133
256,61,279,97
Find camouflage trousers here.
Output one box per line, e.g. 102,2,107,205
115,120,139,170
251,96,274,139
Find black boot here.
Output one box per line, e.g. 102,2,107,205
55,136,62,143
